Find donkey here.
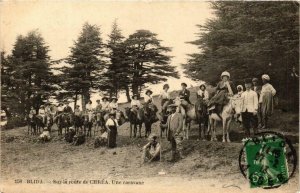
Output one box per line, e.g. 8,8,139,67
143,104,159,138
174,97,209,140
27,115,37,135
57,113,72,136
124,107,144,138
208,96,242,142
83,112,95,137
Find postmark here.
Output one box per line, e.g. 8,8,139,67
238,131,297,189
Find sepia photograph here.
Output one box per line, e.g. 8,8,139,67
0,1,299,193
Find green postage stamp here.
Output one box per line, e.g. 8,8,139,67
243,135,289,188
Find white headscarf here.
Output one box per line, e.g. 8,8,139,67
262,74,270,81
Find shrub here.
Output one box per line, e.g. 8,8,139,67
5,116,27,129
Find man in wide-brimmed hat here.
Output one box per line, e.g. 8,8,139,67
142,133,161,163
179,82,191,104
161,104,184,162
241,78,259,137
106,111,119,148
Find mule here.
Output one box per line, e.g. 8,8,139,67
143,104,159,138
57,113,72,136
45,115,54,133
124,107,143,138
159,113,169,138
174,97,208,140
208,96,242,142
83,112,95,137
27,115,37,135
94,111,107,134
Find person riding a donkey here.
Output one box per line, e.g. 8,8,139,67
195,83,209,130
29,106,36,119
101,96,110,113
109,96,119,113
38,105,47,125
179,82,191,104
131,94,141,115
95,99,102,123
159,84,171,114
144,89,158,112
208,71,236,115
56,102,64,124
63,101,73,125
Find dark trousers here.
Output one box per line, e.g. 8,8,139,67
170,137,177,151
107,126,117,148
241,111,257,137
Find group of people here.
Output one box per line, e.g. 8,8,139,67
142,71,277,163
28,70,278,162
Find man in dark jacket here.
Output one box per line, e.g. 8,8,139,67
178,83,191,104
63,102,73,126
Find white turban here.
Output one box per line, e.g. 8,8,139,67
262,74,270,81
221,71,230,78
237,85,243,90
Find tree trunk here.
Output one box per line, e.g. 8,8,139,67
125,85,131,102
74,93,78,110
81,94,86,111
109,89,113,99
132,82,139,99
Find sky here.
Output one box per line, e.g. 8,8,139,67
0,1,213,105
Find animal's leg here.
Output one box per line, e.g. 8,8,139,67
209,118,214,141
207,118,211,135
222,119,226,142
226,119,231,143
183,119,187,139
212,120,218,141
198,122,202,140
139,124,142,138
187,122,190,140
90,123,92,137
210,123,213,141
160,125,163,138
130,123,132,138
133,124,137,138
